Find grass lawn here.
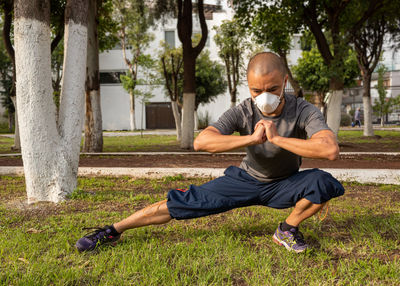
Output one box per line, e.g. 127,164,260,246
102,135,179,152
1,176,399,285
338,130,400,144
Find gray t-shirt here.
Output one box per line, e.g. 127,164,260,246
211,94,330,182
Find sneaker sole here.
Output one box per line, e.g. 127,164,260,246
272,233,306,253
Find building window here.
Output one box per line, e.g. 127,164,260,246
100,71,125,84
165,31,175,48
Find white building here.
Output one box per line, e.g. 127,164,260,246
342,35,400,124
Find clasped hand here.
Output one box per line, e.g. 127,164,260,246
251,119,280,145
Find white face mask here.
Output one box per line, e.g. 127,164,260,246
254,79,286,114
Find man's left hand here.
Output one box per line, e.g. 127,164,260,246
255,119,280,143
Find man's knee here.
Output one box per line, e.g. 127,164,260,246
304,169,345,203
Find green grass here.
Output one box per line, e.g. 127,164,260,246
0,136,16,154
0,176,399,285
102,135,179,152
338,130,400,142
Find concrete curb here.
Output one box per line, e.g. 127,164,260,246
1,166,399,185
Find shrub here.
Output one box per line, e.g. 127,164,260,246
198,111,210,130
340,112,352,126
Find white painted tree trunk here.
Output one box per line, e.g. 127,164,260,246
171,100,181,140
57,19,88,198
180,92,195,149
194,110,198,131
10,96,21,150
326,90,343,136
363,96,374,136
230,101,236,108
15,16,87,203
129,92,136,131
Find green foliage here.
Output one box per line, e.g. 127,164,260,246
340,113,352,127
213,18,248,104
198,111,210,130
113,0,154,52
213,19,248,59
120,54,157,98
248,4,298,55
157,41,184,102
114,0,156,108
293,48,330,94
158,45,226,109
195,51,226,109
293,48,359,94
234,0,381,90
98,0,120,52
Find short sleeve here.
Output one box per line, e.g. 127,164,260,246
298,102,331,138
210,107,240,135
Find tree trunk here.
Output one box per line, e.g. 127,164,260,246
194,109,198,131
181,92,195,148
83,0,103,152
129,91,136,131
14,0,88,203
180,52,196,149
177,0,207,149
171,100,181,140
10,96,20,151
8,111,13,132
230,89,236,108
361,74,374,136
84,90,103,151
326,90,343,136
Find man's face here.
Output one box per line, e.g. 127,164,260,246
247,70,286,100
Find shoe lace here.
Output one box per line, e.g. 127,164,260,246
82,226,111,242
292,229,306,246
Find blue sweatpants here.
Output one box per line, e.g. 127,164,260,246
167,166,344,220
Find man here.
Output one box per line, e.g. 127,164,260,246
354,107,361,127
75,52,344,253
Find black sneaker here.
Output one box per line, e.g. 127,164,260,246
75,225,121,252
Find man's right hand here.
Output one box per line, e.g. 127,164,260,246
250,124,267,145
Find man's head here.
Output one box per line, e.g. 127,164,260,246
247,52,288,114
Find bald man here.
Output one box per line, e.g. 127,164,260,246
76,52,344,253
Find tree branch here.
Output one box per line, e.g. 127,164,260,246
193,0,208,57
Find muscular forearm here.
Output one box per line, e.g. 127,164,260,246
194,130,254,153
271,135,339,160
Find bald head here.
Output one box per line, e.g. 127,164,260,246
247,52,287,79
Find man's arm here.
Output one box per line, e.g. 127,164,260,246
193,125,266,153
257,120,339,160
